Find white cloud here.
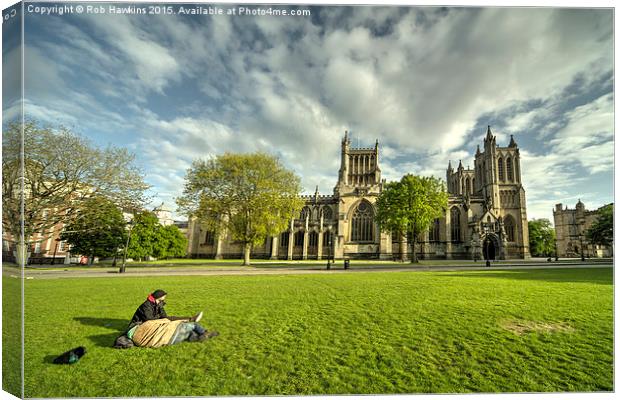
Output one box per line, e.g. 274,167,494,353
17,6,613,221
549,93,614,173
84,14,181,94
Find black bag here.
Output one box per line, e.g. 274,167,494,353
53,346,86,364
114,334,134,349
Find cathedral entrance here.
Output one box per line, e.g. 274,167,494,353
482,236,497,261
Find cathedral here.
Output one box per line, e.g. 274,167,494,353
186,126,531,260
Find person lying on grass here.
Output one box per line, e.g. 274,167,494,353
121,289,218,348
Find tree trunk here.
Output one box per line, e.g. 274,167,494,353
89,255,95,265
14,241,29,266
112,254,117,267
243,242,252,266
411,236,418,264
399,232,406,262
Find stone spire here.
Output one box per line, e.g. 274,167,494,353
485,125,494,141
509,134,517,148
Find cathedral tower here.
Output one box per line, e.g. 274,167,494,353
335,131,382,195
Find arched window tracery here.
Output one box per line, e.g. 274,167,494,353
498,157,504,181
504,215,516,242
506,157,514,182
429,218,441,242
351,201,374,242
451,207,461,242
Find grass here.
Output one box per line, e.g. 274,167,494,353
2,274,22,397
20,267,613,397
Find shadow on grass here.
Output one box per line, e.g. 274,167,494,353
74,317,129,330
74,317,129,348
86,332,123,348
43,355,57,364
442,268,613,285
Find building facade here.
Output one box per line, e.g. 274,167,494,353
553,201,613,258
2,204,176,264
187,126,531,260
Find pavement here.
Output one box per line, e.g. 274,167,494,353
3,259,614,280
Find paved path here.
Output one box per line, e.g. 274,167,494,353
4,261,613,280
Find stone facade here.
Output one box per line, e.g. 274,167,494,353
553,201,613,258
2,204,176,263
187,126,531,260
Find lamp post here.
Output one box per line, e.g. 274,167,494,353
483,224,491,267
326,226,334,270
51,238,61,265
119,220,134,274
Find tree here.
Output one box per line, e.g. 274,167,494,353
126,211,160,261
528,218,556,257
586,204,613,247
153,225,188,259
60,196,128,264
375,174,448,263
177,152,304,266
2,120,150,264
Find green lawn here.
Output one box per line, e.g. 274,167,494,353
21,268,613,397
2,274,22,398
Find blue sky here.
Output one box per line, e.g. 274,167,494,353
2,1,614,222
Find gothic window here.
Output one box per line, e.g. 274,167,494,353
498,157,504,181
351,201,374,242
482,161,486,184
205,230,215,246
294,231,304,246
34,242,42,254
300,207,310,220
58,241,66,251
515,159,520,182
504,216,516,242
323,231,332,246
450,208,461,242
429,219,441,242
506,157,514,181
279,232,289,248
309,231,318,247
465,178,471,195
472,178,476,192
321,206,333,221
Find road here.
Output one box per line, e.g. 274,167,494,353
3,260,613,280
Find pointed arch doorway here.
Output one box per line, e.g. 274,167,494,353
482,235,498,261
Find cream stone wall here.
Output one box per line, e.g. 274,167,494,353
187,127,532,260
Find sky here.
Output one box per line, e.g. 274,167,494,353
2,1,614,223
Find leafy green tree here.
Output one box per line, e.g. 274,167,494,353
153,225,188,259
60,196,127,264
177,152,304,266
375,174,448,263
126,211,160,261
2,120,149,265
586,204,613,247
528,218,556,257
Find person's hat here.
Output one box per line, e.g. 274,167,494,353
152,289,167,299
